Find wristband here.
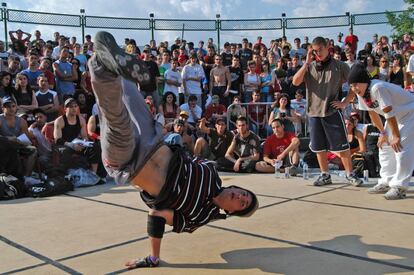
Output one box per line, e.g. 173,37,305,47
380,130,387,136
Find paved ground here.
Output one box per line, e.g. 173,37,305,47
1,172,414,275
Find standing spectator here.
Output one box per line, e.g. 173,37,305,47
30,30,45,54
239,38,253,72
344,27,358,54
182,53,205,107
260,60,273,102
51,36,66,60
255,119,300,174
229,55,243,100
163,58,182,98
140,49,161,106
289,38,307,61
301,36,310,50
292,36,363,187
21,53,43,88
53,47,77,102
170,37,181,52
357,42,373,62
84,35,94,55
222,116,260,173
74,43,88,73
254,36,266,51
209,55,231,106
39,58,56,89
9,29,31,56
247,90,269,137
389,54,404,88
221,42,233,67
35,75,59,122
243,60,261,103
400,33,412,53
195,40,207,56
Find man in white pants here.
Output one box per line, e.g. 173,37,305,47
347,63,414,200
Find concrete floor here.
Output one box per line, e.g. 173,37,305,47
1,172,414,275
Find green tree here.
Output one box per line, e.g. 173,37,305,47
386,0,414,39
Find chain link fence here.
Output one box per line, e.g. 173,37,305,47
0,5,408,50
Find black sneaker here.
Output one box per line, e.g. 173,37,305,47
94,31,150,84
346,173,363,187
313,174,332,186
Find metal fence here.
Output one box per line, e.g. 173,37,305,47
0,2,408,51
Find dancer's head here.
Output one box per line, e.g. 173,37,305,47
348,63,371,97
219,185,259,217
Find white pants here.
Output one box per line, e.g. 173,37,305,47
378,112,414,188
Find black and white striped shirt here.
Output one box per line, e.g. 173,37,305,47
141,148,226,233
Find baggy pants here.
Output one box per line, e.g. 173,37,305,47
89,56,164,184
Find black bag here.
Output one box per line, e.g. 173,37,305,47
0,173,27,200
28,176,74,198
352,152,366,178
303,149,320,168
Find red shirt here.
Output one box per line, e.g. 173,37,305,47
247,101,266,123
204,104,226,121
263,132,296,158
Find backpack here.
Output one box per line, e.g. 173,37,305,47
303,149,320,168
28,176,74,198
352,152,366,178
0,173,27,200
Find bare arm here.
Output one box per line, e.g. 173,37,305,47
53,117,64,143
198,117,211,134
79,116,88,140
292,48,312,86
225,139,237,163
355,130,366,153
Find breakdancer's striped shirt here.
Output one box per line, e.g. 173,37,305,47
141,148,227,233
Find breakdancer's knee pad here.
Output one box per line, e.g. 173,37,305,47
147,215,166,238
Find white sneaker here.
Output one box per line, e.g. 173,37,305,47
367,183,389,194
384,187,407,200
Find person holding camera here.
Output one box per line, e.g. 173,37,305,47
292,36,363,187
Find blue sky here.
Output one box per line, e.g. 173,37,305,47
4,0,409,48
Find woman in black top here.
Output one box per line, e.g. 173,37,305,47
389,54,405,88
14,73,38,114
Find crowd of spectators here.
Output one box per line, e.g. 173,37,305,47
0,27,413,181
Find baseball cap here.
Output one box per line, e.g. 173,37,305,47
64,97,77,107
2,96,16,106
173,118,185,126
179,111,189,118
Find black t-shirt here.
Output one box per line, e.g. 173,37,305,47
140,60,160,92
238,48,253,71
208,128,234,158
229,66,243,92
365,124,380,152
233,131,260,158
221,52,233,67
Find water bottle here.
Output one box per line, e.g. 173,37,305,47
284,166,290,178
274,160,282,178
303,162,309,180
363,170,369,183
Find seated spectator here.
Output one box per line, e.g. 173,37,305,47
247,90,270,138
194,117,233,162
74,90,92,120
35,75,59,122
28,108,52,168
268,93,298,134
0,96,37,176
9,29,31,56
165,118,194,154
378,57,390,81
13,73,38,115
364,54,379,79
290,90,307,136
158,91,179,125
203,95,227,125
228,95,246,130
221,116,260,173
0,71,14,100
21,53,43,89
255,119,300,175
179,95,202,126
389,54,404,88
53,98,100,173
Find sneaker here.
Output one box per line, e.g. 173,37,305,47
346,173,363,187
367,183,390,194
384,187,407,200
289,165,301,177
313,174,332,186
94,31,150,84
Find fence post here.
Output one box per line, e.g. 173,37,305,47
149,13,154,41
2,2,7,51
80,9,85,45
282,13,286,37
349,13,354,31
216,14,220,53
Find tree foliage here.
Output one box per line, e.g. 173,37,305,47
386,0,414,39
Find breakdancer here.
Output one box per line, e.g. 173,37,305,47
89,32,259,269
347,63,414,200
